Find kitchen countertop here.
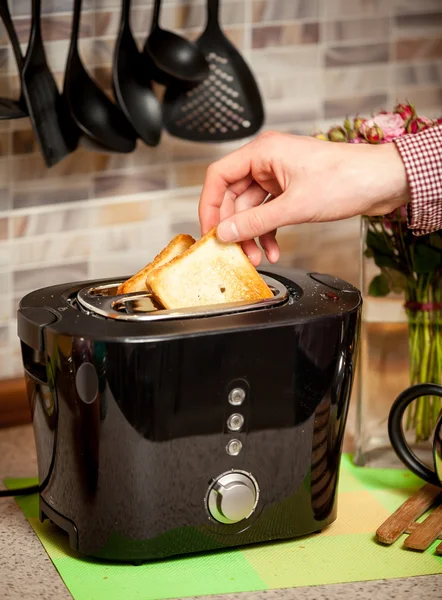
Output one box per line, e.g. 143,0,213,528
1,424,441,600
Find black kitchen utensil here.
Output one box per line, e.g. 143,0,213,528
144,0,209,83
64,0,137,154
21,0,79,166
0,0,27,119
163,0,265,142
112,0,162,147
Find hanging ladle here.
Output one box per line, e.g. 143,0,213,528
113,0,162,147
64,0,137,153
144,0,209,83
0,0,27,119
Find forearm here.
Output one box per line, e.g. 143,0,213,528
394,125,442,235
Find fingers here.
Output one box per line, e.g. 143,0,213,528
220,182,270,264
241,239,262,266
217,195,288,244
219,176,258,222
199,142,255,234
219,188,238,222
229,183,269,265
235,183,268,213
259,231,280,263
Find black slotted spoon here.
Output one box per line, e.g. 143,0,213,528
162,0,265,143
21,0,79,166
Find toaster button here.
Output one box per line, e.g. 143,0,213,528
226,439,243,456
227,413,244,432
228,387,246,406
207,472,259,524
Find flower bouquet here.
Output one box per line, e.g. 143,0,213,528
315,103,442,462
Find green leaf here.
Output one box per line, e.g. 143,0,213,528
412,244,442,274
366,229,391,255
429,232,442,250
364,248,374,259
383,268,409,294
368,274,390,297
373,254,400,270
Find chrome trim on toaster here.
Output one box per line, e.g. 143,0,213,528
76,275,288,321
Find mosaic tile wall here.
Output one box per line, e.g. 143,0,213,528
0,0,441,379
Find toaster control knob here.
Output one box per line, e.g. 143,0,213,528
207,472,259,525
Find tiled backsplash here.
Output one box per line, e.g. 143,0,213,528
0,0,441,378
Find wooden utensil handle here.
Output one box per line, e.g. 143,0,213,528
376,483,442,545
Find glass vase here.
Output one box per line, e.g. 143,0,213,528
354,214,442,468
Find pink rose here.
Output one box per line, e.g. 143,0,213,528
407,116,434,134
328,126,347,142
360,121,383,143
360,112,406,142
394,102,415,123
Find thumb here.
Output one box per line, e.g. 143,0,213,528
217,196,287,243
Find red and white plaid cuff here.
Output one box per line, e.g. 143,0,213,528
394,125,442,236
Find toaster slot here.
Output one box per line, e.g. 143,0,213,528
76,274,289,322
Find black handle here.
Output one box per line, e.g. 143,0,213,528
388,383,442,486
71,0,83,45
122,0,132,23
31,0,42,39
206,0,220,29
150,0,161,31
0,1,24,70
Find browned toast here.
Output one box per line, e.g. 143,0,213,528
146,228,273,309
117,234,195,295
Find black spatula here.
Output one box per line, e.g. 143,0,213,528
163,0,265,143
22,0,79,167
0,0,27,120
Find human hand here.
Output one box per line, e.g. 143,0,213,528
198,131,409,266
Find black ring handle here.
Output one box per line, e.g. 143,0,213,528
388,383,442,486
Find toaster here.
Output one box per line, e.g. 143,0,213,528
17,267,361,561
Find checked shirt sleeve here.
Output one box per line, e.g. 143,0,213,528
394,125,442,235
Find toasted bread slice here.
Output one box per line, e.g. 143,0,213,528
117,234,195,295
147,228,273,310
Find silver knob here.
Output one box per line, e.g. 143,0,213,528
229,387,246,406
207,472,258,524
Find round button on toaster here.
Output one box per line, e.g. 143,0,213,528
227,413,244,432
229,387,246,406
226,438,243,456
207,472,259,524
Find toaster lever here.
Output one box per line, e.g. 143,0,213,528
18,307,57,353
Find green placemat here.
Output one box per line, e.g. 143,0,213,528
6,455,442,600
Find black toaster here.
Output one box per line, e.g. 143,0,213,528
17,268,361,561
